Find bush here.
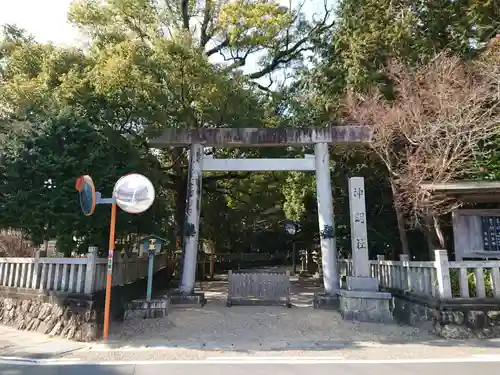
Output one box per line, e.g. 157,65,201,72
449,268,494,298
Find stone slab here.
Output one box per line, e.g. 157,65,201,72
338,289,392,299
345,276,380,292
150,126,373,147
337,290,394,323
168,290,206,307
124,298,170,321
313,293,340,310
227,297,292,308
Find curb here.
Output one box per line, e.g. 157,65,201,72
2,355,500,366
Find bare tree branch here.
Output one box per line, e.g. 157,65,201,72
206,38,230,57
200,0,213,48
342,50,500,227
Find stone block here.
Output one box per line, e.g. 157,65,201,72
337,290,394,323
38,303,52,320
78,322,99,342
124,298,170,321
345,276,379,292
168,291,206,307
51,304,65,319
313,293,340,310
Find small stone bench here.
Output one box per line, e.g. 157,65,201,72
227,270,292,307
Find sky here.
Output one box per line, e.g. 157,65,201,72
0,0,79,46
0,0,332,46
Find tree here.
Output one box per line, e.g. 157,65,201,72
315,0,500,95
0,110,170,255
0,230,37,257
285,0,500,259
68,0,334,90
341,51,500,257
63,0,336,245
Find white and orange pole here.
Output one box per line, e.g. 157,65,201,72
103,202,117,340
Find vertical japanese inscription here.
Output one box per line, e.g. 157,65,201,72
348,177,370,277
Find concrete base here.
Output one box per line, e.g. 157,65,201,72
313,292,340,309
168,290,206,307
345,276,379,292
124,298,170,320
337,290,394,323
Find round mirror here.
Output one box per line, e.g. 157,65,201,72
112,173,155,214
76,175,96,216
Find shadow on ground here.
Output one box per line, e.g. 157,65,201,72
98,275,500,354
2,269,500,362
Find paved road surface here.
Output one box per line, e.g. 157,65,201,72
2,359,500,375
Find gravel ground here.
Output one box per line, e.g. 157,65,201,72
104,278,435,351
3,276,500,362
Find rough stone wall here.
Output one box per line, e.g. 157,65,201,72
0,266,174,342
338,293,394,323
0,296,102,341
393,295,500,339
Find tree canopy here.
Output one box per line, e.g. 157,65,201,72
2,0,500,261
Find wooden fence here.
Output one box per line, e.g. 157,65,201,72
338,250,500,299
227,270,292,307
0,247,168,295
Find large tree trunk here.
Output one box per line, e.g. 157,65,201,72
423,214,447,260
390,182,411,257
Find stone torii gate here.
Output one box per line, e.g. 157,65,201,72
150,126,372,304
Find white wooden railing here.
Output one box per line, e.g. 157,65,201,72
339,250,500,299
0,247,168,295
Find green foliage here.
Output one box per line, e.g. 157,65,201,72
0,1,335,259
449,268,494,298
0,111,170,254
319,0,500,93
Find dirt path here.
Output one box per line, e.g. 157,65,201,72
108,278,436,351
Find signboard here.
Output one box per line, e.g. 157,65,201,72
107,250,114,274
481,216,500,252
452,209,500,260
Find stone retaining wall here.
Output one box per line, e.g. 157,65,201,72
392,292,500,339
0,266,173,341
0,294,101,341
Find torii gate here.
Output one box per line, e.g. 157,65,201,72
150,126,372,300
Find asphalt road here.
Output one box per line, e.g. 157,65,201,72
2,361,500,375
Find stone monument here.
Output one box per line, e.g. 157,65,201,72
337,177,393,322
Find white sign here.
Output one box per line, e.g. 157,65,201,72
348,177,369,277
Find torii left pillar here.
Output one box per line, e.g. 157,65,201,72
174,143,206,305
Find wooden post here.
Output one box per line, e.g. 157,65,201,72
399,254,410,291
39,262,48,292
84,246,98,294
489,266,500,298
434,249,452,298
376,255,385,287
210,252,214,279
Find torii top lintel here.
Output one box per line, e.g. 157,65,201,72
150,125,372,148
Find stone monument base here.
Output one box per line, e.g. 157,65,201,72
313,292,340,309
168,290,206,307
337,290,394,323
345,276,379,292
124,298,170,320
